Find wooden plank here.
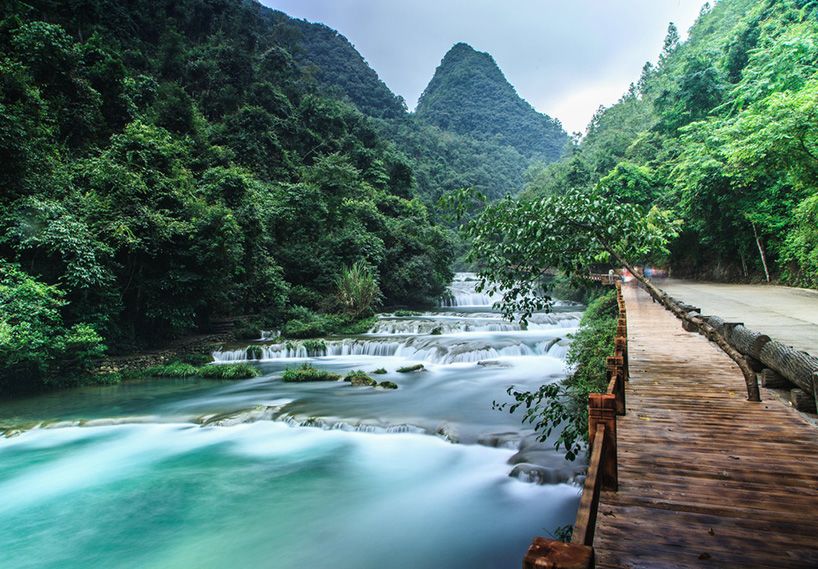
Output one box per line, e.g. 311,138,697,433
572,423,606,547
592,284,818,569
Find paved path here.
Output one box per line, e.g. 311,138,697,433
593,285,818,569
656,279,818,356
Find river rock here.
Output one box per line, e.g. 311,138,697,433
477,431,521,449
510,463,577,485
476,360,512,367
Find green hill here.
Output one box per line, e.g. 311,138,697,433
280,16,407,119
522,0,818,287
416,42,567,161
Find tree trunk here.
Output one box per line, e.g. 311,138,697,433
751,223,771,283
606,253,761,402
739,250,748,278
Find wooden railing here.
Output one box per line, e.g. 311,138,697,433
523,280,627,569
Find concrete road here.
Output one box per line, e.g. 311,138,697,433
655,279,818,357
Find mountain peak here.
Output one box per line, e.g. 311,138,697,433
416,43,566,161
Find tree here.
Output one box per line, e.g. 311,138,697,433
467,187,677,322
469,188,761,401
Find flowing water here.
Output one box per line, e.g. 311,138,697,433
0,273,583,569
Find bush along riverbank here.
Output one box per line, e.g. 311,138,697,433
496,290,617,461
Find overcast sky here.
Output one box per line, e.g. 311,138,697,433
260,0,707,134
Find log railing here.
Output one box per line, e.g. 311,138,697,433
523,280,627,569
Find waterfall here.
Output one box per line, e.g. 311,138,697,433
212,333,572,365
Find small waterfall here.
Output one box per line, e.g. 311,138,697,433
368,312,581,335
440,272,501,307
212,334,571,365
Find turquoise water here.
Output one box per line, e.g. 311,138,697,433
0,275,582,569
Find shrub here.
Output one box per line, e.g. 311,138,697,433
281,307,377,338
396,364,425,373
281,363,340,382
234,321,262,340
199,363,260,379
282,318,328,339
335,261,383,319
333,315,377,335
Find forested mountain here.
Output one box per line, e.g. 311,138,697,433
274,26,556,202
280,16,407,119
523,0,818,287
373,116,530,202
416,43,568,161
0,0,455,391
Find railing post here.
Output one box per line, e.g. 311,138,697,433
523,538,594,569
589,393,617,491
606,356,626,416
614,336,628,381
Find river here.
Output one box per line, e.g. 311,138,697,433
0,273,582,569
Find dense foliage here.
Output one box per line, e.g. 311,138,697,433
416,43,567,162
281,18,406,119
467,187,677,322
497,291,618,461
0,0,455,392
523,0,818,286
0,262,105,393
374,115,531,203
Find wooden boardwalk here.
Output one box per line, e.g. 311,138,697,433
593,285,818,569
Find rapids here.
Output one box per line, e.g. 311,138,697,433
0,274,583,569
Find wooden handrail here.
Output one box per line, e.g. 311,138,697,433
523,277,628,568
572,424,606,547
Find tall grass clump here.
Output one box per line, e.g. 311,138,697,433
335,261,383,319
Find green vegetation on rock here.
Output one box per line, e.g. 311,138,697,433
199,364,260,380
396,364,425,373
378,381,398,390
282,364,341,383
246,346,264,360
344,370,377,387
